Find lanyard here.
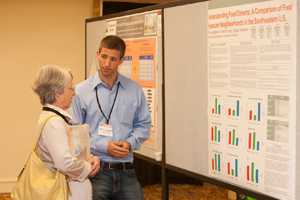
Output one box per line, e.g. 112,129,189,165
95,82,120,124
42,107,71,125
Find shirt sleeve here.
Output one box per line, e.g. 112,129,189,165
41,118,91,181
91,135,109,155
71,94,86,124
126,89,151,150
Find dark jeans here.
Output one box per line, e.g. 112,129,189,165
91,169,143,200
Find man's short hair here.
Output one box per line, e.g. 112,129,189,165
99,35,126,59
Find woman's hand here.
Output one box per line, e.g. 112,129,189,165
89,155,100,177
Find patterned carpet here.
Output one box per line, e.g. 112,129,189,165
144,183,228,200
1,183,228,200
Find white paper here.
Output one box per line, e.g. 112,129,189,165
207,1,296,199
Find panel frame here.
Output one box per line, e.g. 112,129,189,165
84,0,299,199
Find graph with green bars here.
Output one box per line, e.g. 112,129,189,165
246,161,260,184
248,100,262,122
248,130,260,152
211,152,222,173
227,127,239,147
227,157,239,178
226,97,240,118
210,124,221,144
211,96,222,116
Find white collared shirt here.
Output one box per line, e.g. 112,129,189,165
37,104,91,181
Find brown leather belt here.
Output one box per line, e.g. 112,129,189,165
101,161,134,170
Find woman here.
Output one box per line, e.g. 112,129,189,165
32,64,99,200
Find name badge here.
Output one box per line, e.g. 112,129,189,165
97,123,113,137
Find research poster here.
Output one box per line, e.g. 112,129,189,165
105,10,162,159
207,0,296,199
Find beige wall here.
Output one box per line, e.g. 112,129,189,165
0,0,93,192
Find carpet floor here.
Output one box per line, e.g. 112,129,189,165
1,183,228,200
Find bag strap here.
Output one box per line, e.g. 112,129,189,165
16,114,60,178
33,112,71,195
42,106,72,125
33,114,59,151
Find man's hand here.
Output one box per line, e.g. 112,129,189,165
89,155,100,177
107,141,130,158
118,141,131,151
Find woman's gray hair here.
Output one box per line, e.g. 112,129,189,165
32,65,73,105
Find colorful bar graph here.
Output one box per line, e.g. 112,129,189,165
211,126,221,144
227,100,240,117
246,162,259,184
211,153,221,172
212,97,221,115
248,102,261,121
228,128,239,147
227,159,238,177
248,131,260,151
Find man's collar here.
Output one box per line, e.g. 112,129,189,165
92,73,125,89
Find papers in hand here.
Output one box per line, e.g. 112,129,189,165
68,124,90,161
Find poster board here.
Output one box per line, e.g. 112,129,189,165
164,0,299,199
86,10,163,161
86,0,299,198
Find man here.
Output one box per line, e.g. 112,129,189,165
71,35,151,200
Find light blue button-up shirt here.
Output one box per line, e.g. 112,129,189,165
71,73,151,163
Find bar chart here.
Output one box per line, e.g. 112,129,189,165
211,95,222,116
227,126,239,147
247,129,260,152
226,97,241,119
211,151,222,173
247,99,262,122
210,124,222,144
246,161,260,185
227,156,239,178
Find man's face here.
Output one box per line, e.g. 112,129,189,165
97,47,122,79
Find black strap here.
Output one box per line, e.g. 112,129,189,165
42,107,72,125
95,82,120,124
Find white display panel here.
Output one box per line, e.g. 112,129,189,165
164,0,299,199
164,1,209,175
86,10,163,161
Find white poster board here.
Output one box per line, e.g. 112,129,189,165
164,0,299,199
86,10,163,161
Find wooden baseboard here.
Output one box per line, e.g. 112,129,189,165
0,193,11,200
